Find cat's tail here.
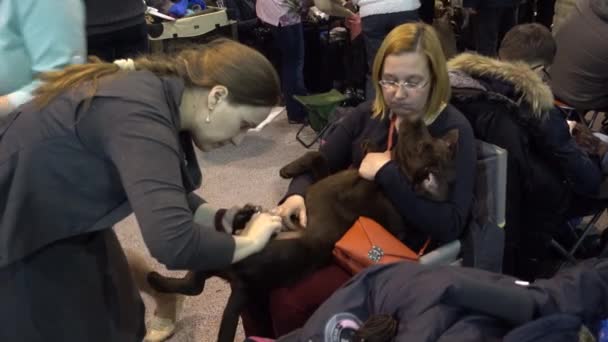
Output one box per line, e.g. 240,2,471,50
147,270,210,296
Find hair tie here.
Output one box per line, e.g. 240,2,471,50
113,58,136,71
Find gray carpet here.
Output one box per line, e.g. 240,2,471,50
115,110,313,342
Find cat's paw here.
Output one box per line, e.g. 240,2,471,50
232,204,262,231
279,165,297,179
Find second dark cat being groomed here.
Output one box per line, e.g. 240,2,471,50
147,117,459,342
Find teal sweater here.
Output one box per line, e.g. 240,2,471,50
0,0,86,108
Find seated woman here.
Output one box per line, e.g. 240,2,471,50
243,22,477,338
448,23,603,279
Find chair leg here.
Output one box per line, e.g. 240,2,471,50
295,116,333,149
296,123,318,148
566,210,604,259
587,111,600,128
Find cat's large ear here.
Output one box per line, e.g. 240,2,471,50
441,129,459,156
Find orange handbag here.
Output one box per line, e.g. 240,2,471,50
332,216,430,275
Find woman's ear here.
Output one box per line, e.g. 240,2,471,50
207,85,229,111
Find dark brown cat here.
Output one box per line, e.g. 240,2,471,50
147,118,458,342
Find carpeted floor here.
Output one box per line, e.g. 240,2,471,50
114,109,312,342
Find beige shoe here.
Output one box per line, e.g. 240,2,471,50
144,316,176,342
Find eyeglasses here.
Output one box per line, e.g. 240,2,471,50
378,79,429,91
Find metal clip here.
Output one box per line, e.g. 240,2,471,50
368,245,384,263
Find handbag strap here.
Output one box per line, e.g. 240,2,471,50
417,238,431,256
386,115,432,257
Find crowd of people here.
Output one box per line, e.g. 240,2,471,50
1,0,608,341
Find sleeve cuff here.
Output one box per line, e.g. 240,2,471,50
375,160,401,186
7,90,34,109
193,202,219,228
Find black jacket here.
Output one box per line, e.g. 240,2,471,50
277,259,608,341
447,53,602,274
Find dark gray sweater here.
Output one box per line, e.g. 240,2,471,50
0,71,235,270
84,0,147,35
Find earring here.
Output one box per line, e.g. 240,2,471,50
205,114,211,123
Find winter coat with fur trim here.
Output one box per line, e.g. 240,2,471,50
446,53,602,276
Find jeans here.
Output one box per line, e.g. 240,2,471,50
361,10,419,100
271,23,308,122
473,6,517,57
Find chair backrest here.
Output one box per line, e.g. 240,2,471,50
473,140,507,228
461,140,508,273
421,140,507,271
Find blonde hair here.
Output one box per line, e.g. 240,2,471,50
34,39,281,108
371,23,450,125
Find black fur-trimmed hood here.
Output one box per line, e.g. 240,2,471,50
447,53,554,120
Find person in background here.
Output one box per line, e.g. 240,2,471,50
0,0,86,117
463,0,519,56
256,0,310,124
549,0,608,116
350,0,421,99
552,0,577,33
83,0,150,61
448,23,602,278
419,0,436,24
0,39,282,342
243,22,476,338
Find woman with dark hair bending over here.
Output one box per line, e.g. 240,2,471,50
0,39,283,342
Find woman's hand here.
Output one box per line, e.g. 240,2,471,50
239,212,283,251
272,195,307,230
231,212,282,263
359,151,391,180
0,95,14,117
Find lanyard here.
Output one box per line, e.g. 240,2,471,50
387,115,396,151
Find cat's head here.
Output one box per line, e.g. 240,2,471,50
393,119,459,187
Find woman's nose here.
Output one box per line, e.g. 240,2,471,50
393,85,408,99
231,132,246,146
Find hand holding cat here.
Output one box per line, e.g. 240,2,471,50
359,151,391,180
240,212,283,252
272,195,308,230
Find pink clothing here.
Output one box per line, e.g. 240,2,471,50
256,0,308,26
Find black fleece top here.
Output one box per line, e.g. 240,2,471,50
285,101,476,246
0,71,235,269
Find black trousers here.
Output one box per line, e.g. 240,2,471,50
0,230,145,342
518,0,556,28
361,10,419,99
473,6,517,57
87,22,150,61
